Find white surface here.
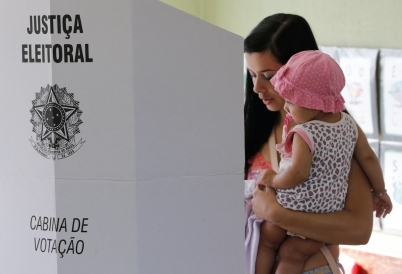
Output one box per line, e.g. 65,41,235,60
55,179,137,274
51,0,136,180
0,176,57,273
1,0,244,273
338,48,378,136
339,253,356,274
0,1,56,273
132,0,244,180
0,0,54,178
381,143,402,235
136,175,244,274
379,50,402,138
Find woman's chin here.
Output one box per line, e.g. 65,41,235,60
266,104,283,112
262,98,285,112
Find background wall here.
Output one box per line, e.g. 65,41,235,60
161,0,402,49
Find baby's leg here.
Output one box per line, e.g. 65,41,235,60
255,221,287,274
276,236,324,274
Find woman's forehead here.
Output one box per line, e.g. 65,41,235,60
245,52,283,72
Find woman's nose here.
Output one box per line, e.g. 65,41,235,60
253,76,265,94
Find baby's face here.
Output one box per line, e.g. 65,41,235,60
283,100,318,124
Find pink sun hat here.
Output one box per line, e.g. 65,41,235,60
270,50,346,113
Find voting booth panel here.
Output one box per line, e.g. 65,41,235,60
1,0,244,273
0,1,56,273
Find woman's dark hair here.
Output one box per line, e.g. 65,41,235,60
244,14,319,176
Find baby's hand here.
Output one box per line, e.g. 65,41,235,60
257,169,277,189
373,192,393,218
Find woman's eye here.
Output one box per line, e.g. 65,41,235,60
264,75,273,80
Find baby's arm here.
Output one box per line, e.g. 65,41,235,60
354,125,384,192
353,124,392,216
270,133,312,189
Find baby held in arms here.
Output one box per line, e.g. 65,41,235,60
256,50,392,274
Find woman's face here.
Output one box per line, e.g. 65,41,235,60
245,51,285,112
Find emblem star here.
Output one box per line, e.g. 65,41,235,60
33,87,78,143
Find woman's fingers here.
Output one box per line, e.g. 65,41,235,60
257,169,277,188
252,187,269,219
252,185,278,220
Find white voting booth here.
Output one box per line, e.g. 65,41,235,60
0,0,244,273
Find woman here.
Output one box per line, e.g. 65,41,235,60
244,14,374,273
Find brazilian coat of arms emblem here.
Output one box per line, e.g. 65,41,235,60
30,84,84,160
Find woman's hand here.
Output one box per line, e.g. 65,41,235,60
251,183,281,220
257,169,277,188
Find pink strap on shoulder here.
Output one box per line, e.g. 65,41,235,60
284,128,314,154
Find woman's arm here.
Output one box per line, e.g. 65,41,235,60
252,158,373,245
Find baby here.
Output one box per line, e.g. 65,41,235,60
257,50,392,274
